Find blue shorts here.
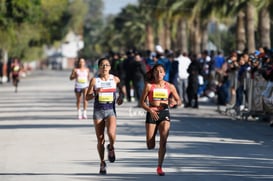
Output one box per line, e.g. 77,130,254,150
93,108,116,121
74,87,87,93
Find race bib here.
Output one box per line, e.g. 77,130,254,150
98,92,114,103
13,66,20,72
153,88,168,100
77,77,87,83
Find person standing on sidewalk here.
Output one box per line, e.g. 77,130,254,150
70,58,91,119
176,50,191,106
140,64,181,176
86,57,124,175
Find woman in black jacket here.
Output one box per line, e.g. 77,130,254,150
186,54,201,108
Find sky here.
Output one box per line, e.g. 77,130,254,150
103,0,138,15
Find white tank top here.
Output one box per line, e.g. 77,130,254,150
75,69,89,89
94,74,116,103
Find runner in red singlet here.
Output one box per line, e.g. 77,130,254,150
140,64,181,176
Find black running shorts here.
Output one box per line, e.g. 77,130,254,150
145,109,170,125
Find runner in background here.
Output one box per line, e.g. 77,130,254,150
10,58,21,93
70,58,91,119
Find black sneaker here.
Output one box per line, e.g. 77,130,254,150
99,161,107,175
107,144,116,163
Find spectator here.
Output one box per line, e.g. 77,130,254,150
186,54,201,108
123,49,135,102
155,45,171,82
235,53,250,112
168,52,179,94
132,52,146,106
214,50,225,85
176,50,191,106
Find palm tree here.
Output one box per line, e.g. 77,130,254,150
237,10,246,51
166,0,191,53
139,0,158,51
186,0,211,54
245,1,256,53
257,0,272,49
175,18,188,53
225,0,256,53
258,6,270,48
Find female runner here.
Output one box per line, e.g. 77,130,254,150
140,64,181,176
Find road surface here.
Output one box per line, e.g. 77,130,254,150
0,70,273,181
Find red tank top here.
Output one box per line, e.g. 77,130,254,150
148,82,170,101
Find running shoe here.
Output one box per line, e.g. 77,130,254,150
157,166,165,176
107,144,116,163
83,111,87,119
78,110,82,120
99,161,107,175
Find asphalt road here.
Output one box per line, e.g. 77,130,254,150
0,70,273,181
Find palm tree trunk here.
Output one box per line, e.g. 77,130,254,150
145,23,154,51
246,2,256,53
236,11,246,52
177,18,188,54
180,19,188,53
201,22,208,52
190,18,201,55
164,21,171,50
158,20,165,49
258,7,271,48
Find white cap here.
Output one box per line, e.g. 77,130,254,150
155,45,164,53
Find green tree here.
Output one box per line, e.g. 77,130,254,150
40,0,70,44
81,0,104,59
0,0,42,60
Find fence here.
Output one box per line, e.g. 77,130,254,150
221,70,273,123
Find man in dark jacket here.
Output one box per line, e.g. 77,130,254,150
132,52,146,105
169,53,179,93
123,50,135,102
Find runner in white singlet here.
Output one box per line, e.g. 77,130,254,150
70,58,91,119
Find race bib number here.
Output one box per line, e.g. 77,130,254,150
77,77,87,83
98,92,114,103
153,88,168,100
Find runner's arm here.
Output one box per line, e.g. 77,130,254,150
86,78,96,101
169,83,182,106
69,68,76,80
114,76,124,105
